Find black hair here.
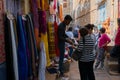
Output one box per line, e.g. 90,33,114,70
85,24,94,30
117,18,120,23
68,27,73,31
64,15,73,21
100,27,106,33
79,28,88,44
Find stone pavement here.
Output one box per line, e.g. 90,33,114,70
46,61,120,80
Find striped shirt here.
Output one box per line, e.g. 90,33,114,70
77,35,95,62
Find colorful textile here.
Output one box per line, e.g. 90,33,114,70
59,4,63,21
17,15,28,80
54,21,60,56
8,15,19,80
30,0,40,47
38,10,47,34
0,0,5,64
27,14,38,78
115,27,120,45
22,16,33,79
38,41,46,80
4,14,15,80
40,33,51,67
24,0,30,14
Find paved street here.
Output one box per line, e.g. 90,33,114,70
46,61,120,80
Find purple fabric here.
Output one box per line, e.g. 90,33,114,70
31,0,39,29
38,10,47,34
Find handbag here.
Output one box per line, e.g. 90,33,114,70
71,40,85,61
110,45,120,58
71,48,82,61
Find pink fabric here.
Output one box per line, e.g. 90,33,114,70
115,27,120,45
98,33,111,48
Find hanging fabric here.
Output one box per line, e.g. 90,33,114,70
4,14,15,80
30,0,40,48
38,10,47,34
38,41,46,80
48,21,56,58
22,15,33,80
54,17,60,57
17,15,28,80
0,0,6,66
7,14,19,80
5,0,21,17
24,0,30,14
59,4,63,21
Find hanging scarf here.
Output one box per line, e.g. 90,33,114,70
38,10,47,35
30,0,40,47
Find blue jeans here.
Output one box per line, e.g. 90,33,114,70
95,48,105,68
0,62,7,80
68,47,73,57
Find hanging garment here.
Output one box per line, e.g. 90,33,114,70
24,0,30,14
47,22,56,57
4,14,15,80
7,14,19,80
38,10,47,34
22,16,33,80
54,20,60,57
30,0,40,47
59,4,63,21
5,0,21,17
0,0,6,64
38,41,46,80
40,33,51,67
17,15,28,80
27,14,38,78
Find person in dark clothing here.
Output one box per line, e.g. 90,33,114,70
57,15,73,77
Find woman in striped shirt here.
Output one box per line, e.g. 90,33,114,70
77,27,96,80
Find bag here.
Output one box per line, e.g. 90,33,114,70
71,49,82,61
110,45,120,58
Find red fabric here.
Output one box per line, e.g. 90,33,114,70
54,21,60,57
0,0,5,63
53,0,57,9
115,27,120,45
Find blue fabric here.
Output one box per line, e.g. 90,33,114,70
0,62,7,80
68,47,73,57
17,15,28,80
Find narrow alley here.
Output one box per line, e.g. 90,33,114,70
46,61,120,80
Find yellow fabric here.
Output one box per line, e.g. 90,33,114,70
40,33,51,67
41,0,44,10
47,22,56,57
24,0,30,14
44,0,49,11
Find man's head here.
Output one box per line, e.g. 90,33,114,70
100,27,106,34
64,15,73,25
117,18,120,26
85,24,95,34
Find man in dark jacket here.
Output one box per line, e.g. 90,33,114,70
57,15,73,77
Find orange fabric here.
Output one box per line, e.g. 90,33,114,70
34,28,41,49
44,0,49,11
102,17,110,34
59,4,63,22
37,0,41,9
